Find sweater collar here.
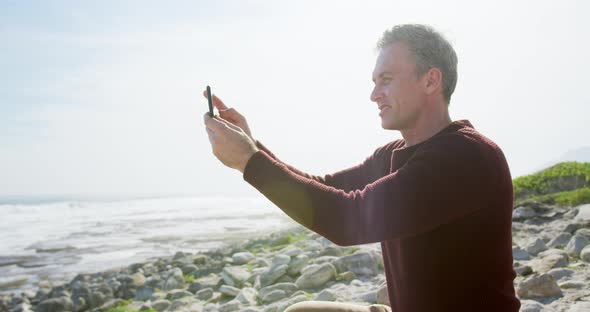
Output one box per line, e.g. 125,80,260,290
396,119,473,151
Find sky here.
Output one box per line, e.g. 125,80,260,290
1,0,588,199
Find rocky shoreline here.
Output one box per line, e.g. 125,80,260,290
2,203,590,312
0,225,388,312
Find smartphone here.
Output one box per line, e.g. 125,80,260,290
206,85,214,117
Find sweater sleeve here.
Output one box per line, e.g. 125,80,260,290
254,140,389,192
244,135,487,246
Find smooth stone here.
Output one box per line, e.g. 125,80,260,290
513,246,531,261
337,271,357,281
254,258,270,268
97,299,125,311
358,289,378,304
514,264,533,276
235,287,257,305
546,268,574,281
574,204,590,221
526,238,548,256
275,274,295,284
222,266,251,288
196,288,214,300
151,299,171,312
568,302,590,312
312,256,339,265
169,297,198,311
192,273,222,292
558,280,586,289
519,300,545,312
334,251,380,276
535,253,569,273
295,263,337,289
162,268,185,291
259,264,288,288
516,274,562,299
287,254,309,275
319,246,344,257
218,299,241,312
271,254,291,269
232,252,255,265
513,206,536,220
180,264,199,276
259,283,299,298
165,289,192,300
262,289,287,303
134,286,155,301
35,297,74,312
10,303,33,312
219,285,240,297
547,232,572,248
282,246,303,257
580,245,590,262
566,234,590,258
315,289,338,301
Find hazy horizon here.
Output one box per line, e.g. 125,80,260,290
1,0,588,198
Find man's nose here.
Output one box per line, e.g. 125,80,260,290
370,86,380,103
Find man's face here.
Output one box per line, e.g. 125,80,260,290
371,42,426,131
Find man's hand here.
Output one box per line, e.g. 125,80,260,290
204,113,259,173
202,90,253,140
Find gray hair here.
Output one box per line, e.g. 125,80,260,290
376,24,458,104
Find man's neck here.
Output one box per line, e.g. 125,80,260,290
401,108,452,148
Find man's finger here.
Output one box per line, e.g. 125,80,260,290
216,116,243,132
205,127,216,144
202,90,229,110
211,94,229,110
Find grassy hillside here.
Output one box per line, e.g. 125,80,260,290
513,161,590,207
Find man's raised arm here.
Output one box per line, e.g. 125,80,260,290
242,136,487,246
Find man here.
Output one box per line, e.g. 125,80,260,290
203,24,520,312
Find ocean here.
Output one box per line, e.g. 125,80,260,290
0,196,294,294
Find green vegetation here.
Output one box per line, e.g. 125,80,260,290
513,162,590,207
342,247,360,256
302,291,314,300
183,274,195,283
287,232,308,244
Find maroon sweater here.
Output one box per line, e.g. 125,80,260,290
243,120,520,311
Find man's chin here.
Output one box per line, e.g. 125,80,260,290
381,120,399,131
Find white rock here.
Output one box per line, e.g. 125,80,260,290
295,263,337,289
546,268,574,282
235,287,258,305
513,246,531,261
568,302,590,312
513,206,536,220
219,285,240,297
525,238,548,256
315,289,338,301
519,300,545,312
516,274,562,299
547,232,572,248
580,245,590,262
566,234,590,258
573,204,590,221
334,251,380,276
262,289,287,303
232,252,255,265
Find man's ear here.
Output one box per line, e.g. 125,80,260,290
423,67,443,96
